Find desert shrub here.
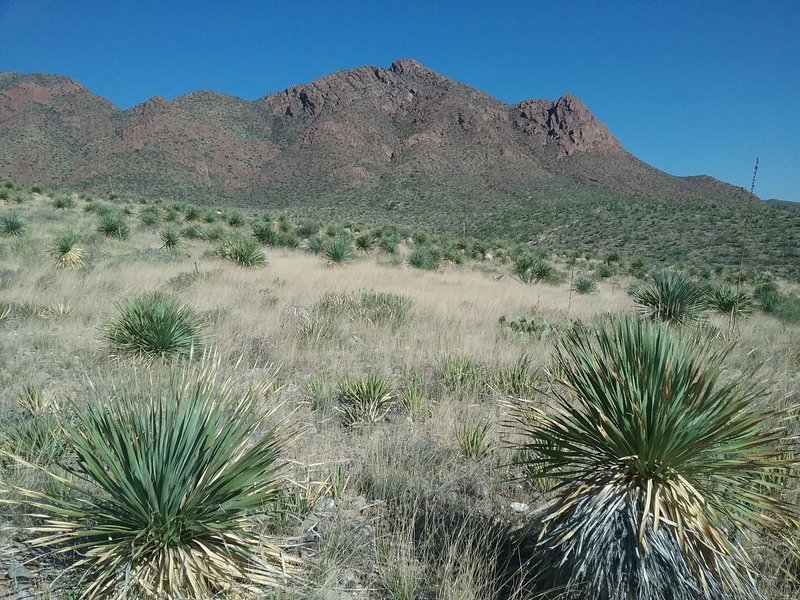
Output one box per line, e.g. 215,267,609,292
514,252,556,284
493,354,539,398
324,237,355,265
183,205,201,221
53,195,73,209
103,292,205,358
181,224,205,240
97,213,130,239
596,263,615,278
407,247,438,270
306,234,324,254
355,233,374,252
704,283,754,318
1,213,26,236
508,317,793,599
629,271,706,325
30,184,43,193
379,236,399,254
440,355,484,395
226,211,245,227
7,365,296,598
337,374,395,424
572,276,598,295
139,206,160,225
204,225,225,241
295,220,320,237
220,236,266,267
49,231,86,268
252,222,278,245
158,227,183,251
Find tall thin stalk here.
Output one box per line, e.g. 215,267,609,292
731,157,758,333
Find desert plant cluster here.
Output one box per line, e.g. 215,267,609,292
0,183,799,600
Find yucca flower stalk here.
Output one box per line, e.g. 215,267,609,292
3,361,299,599
509,317,795,599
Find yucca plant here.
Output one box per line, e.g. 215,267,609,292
337,374,395,424
220,236,266,267
509,317,795,599
306,234,324,254
630,271,706,325
49,231,87,268
355,233,374,252
1,213,26,236
572,276,598,295
103,292,205,358
324,237,355,265
97,213,129,240
53,195,74,209
457,419,492,460
3,363,297,598
407,247,438,270
705,283,754,318
158,227,183,251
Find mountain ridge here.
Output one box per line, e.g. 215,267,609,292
0,60,755,206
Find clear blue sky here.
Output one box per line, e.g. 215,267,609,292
1,0,798,201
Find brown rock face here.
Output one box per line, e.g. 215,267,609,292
0,61,751,203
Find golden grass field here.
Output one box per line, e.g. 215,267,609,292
1,191,799,599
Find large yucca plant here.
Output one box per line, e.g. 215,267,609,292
630,271,706,325
103,292,205,358
49,231,87,268
509,317,795,599
4,363,297,598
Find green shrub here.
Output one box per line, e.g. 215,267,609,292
295,220,321,237
704,283,753,318
379,236,399,254
181,224,205,240
306,234,324,254
508,316,794,599
457,419,492,460
97,213,130,239
49,231,86,268
1,213,26,236
407,248,438,270
572,276,598,295
355,233,374,252
204,225,225,241
158,228,183,251
103,292,205,358
629,271,706,325
220,236,266,267
596,263,615,279
514,252,556,284
493,354,539,398
337,374,395,424
227,211,245,227
53,195,73,209
7,366,296,598
140,206,160,225
324,237,355,265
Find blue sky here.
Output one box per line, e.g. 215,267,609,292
1,0,798,201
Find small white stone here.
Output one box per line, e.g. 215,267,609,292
510,502,529,513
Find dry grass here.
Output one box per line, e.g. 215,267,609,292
0,192,798,599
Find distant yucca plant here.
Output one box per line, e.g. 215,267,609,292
324,237,355,265
355,233,374,252
306,234,324,254
220,236,266,267
630,271,706,325
103,292,205,358
407,247,437,270
1,213,26,236
97,213,129,239
4,362,297,598
572,276,598,295
49,231,86,268
337,374,395,424
53,195,73,209
705,283,754,318
158,227,183,251
509,317,794,599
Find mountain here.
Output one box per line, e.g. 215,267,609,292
0,60,754,207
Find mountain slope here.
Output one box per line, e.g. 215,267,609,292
0,60,754,206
